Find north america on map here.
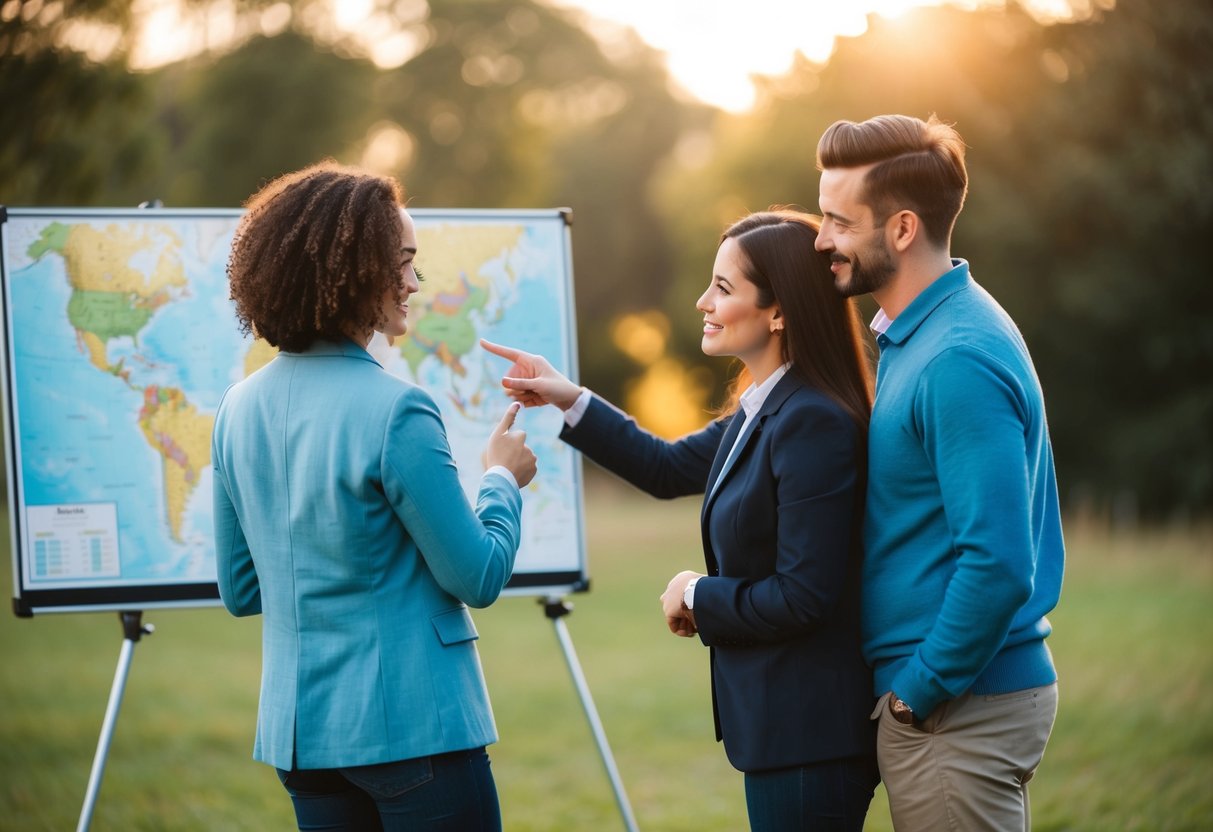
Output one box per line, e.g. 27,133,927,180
3,210,582,592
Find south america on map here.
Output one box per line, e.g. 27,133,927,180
5,213,256,589
2,210,582,595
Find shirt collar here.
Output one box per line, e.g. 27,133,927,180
740,362,791,420
870,308,893,335
871,259,971,345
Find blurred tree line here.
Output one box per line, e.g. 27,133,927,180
1,0,1210,519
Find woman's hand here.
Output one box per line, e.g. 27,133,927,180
660,570,703,638
485,402,538,488
480,339,583,410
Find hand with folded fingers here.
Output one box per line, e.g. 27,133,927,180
484,401,538,488
480,338,583,411
660,570,703,638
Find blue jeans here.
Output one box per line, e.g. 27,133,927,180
276,747,501,831
743,755,880,832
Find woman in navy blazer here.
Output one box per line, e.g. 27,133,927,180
213,161,537,831
484,211,878,830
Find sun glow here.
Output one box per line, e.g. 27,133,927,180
130,0,292,69
554,0,1099,111
124,0,1101,110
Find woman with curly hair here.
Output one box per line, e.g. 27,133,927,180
212,160,536,831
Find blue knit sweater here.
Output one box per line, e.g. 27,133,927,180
864,261,1064,718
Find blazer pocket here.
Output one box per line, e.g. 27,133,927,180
431,606,480,646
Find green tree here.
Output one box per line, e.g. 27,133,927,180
655,1,1213,516
0,49,160,205
978,0,1213,518
3,0,696,406
151,31,379,205
0,0,161,205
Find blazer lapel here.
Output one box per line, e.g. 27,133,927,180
706,413,759,503
700,411,743,573
702,373,803,518
704,411,745,504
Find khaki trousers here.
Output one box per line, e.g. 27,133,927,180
873,683,1058,832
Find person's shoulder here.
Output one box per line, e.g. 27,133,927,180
777,381,856,435
769,383,860,470
215,357,280,408
918,293,1022,370
942,277,1021,336
313,355,436,424
382,376,444,418
783,377,849,412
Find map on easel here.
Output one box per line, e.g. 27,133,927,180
1,207,587,615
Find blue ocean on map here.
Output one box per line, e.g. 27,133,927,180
4,211,585,600
7,216,246,588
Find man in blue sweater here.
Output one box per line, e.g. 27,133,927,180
814,114,1064,830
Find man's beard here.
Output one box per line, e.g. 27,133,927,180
833,238,895,298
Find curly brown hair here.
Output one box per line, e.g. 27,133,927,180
227,160,406,352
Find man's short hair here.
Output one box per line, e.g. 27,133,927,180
817,114,968,248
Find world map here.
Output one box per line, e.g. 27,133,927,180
2,209,584,603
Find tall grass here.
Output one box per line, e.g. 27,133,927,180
1,476,1210,830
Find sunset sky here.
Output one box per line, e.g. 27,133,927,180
128,0,1096,112
552,0,1091,109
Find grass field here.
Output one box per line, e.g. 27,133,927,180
1,475,1211,831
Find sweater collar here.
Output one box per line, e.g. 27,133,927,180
876,259,971,346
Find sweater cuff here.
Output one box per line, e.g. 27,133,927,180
892,660,952,719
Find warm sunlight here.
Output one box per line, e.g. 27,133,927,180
130,0,292,68
127,0,1103,110
553,0,1099,111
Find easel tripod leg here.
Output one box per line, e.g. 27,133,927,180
543,598,640,832
77,612,153,832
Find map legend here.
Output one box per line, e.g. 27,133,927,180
26,503,120,582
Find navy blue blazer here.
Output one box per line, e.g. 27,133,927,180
562,373,875,772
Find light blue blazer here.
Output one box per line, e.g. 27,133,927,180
212,339,522,770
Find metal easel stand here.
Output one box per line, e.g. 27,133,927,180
542,597,640,832
77,611,154,832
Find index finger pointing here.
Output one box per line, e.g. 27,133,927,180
480,339,523,362
496,401,522,433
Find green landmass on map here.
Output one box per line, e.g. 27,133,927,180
400,274,492,375
26,222,69,259
413,313,478,357
67,290,154,342
400,337,428,375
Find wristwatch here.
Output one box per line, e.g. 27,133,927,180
888,692,916,726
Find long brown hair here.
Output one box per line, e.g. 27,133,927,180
719,210,873,428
